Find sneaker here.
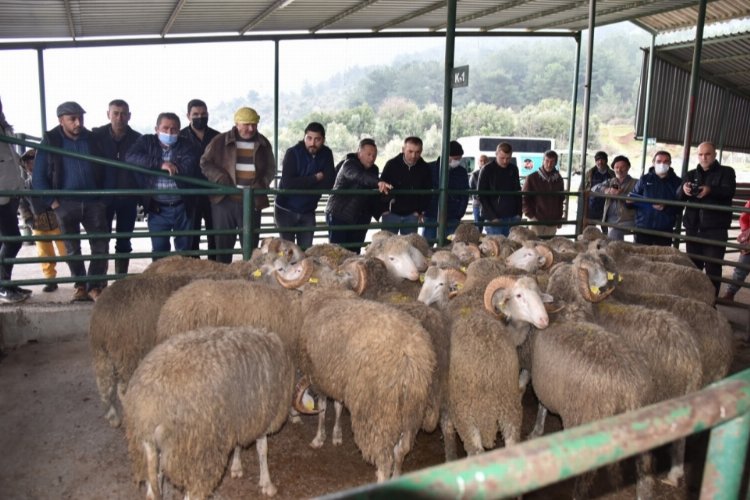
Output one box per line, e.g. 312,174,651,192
0,287,28,304
88,288,102,302
43,283,58,293
72,287,92,302
10,286,32,296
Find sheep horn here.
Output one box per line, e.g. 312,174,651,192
292,375,322,415
275,258,315,289
445,268,467,298
481,238,502,257
351,259,368,295
467,243,482,261
483,276,517,319
577,267,616,303
544,301,566,314
535,244,554,270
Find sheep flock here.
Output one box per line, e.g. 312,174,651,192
88,224,734,499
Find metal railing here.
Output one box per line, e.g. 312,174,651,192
322,368,750,499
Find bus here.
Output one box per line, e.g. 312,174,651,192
457,135,555,177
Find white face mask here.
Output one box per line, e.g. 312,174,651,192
654,163,669,175
449,159,461,168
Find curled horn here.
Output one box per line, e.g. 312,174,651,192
535,244,554,270
445,268,467,298
481,238,502,257
483,275,518,319
292,375,322,415
275,258,314,289
577,267,616,303
351,259,369,295
466,243,482,261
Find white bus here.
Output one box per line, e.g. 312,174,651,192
456,135,555,177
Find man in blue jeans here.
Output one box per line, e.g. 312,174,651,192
274,122,335,249
126,112,201,261
477,141,522,236
380,136,431,235
33,101,111,302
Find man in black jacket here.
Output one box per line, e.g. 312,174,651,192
478,141,522,236
91,99,141,275
380,136,431,235
676,142,736,296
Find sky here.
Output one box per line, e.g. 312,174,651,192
0,37,451,137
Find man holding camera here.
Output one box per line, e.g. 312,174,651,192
677,141,736,296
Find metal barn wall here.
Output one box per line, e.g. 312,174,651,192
635,49,750,154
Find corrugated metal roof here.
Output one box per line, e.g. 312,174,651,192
0,0,746,42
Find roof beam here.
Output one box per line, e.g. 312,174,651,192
311,0,380,33
161,0,188,37
658,32,750,51
241,0,296,34
483,1,585,31
374,0,445,32
431,0,527,31
704,53,750,65
63,0,76,39
531,0,685,32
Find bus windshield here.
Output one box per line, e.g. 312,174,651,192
457,135,555,177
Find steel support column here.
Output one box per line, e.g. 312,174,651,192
679,0,708,178
640,33,656,175
565,32,581,222
36,48,47,133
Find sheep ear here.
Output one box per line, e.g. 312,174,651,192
540,292,554,303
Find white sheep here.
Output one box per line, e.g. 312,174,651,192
123,325,300,499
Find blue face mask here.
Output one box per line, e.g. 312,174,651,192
158,132,178,146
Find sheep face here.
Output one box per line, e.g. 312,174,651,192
418,266,466,306
383,247,422,281
451,242,481,265
485,276,551,329
506,243,553,272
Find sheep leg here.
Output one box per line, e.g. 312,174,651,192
230,445,243,478
143,440,161,500
310,397,327,448
256,435,277,496
441,413,458,461
92,353,120,428
528,403,548,439
635,452,656,500
664,438,685,487
392,430,414,477
518,368,530,391
464,427,484,456
571,471,595,500
332,400,344,446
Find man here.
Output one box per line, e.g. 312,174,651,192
33,101,109,302
522,158,534,172
380,136,431,235
522,150,565,237
18,149,67,293
584,150,615,231
179,99,220,260
627,150,682,246
478,142,522,236
201,107,276,263
126,112,201,260
422,140,469,241
677,142,736,296
274,122,335,249
91,99,141,275
469,154,489,232
326,138,391,253
0,97,30,303
592,155,637,241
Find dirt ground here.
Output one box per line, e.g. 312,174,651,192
1,323,749,500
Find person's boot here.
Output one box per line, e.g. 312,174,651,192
115,259,130,275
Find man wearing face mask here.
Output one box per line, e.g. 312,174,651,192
380,136,432,235
126,112,201,260
91,99,141,275
422,140,469,241
201,107,276,261
627,151,682,246
179,99,219,260
33,101,109,302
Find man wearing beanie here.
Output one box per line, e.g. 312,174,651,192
422,140,469,242
200,106,276,261
33,101,109,302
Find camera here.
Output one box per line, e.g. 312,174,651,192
689,180,701,196
611,182,619,190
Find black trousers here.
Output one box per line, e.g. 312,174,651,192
210,198,262,264
0,198,22,281
685,228,728,296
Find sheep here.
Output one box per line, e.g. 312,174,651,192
142,255,230,276
89,273,196,428
419,267,551,457
338,256,420,300
303,242,357,268
505,241,555,273
507,225,538,243
295,289,436,481
272,256,354,292
429,249,462,269
123,325,302,499
364,234,428,280
254,237,305,264
451,221,482,245
449,241,482,265
478,234,521,259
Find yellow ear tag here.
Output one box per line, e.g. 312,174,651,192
419,274,425,283
447,234,455,241
252,269,262,278
460,266,467,273
590,285,601,294
456,283,463,290
308,277,319,284
607,272,615,280
301,389,316,411
277,251,284,256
